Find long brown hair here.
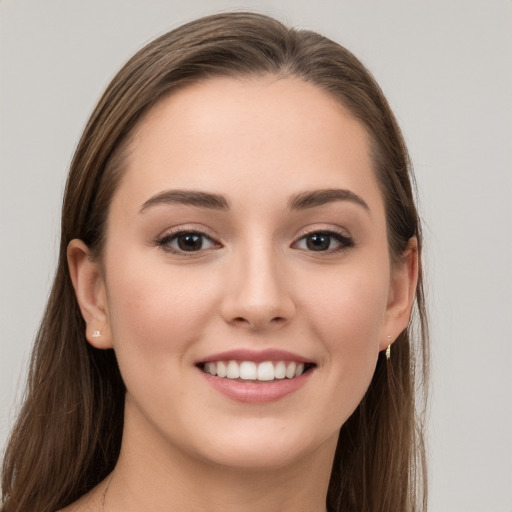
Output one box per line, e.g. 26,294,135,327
1,12,429,512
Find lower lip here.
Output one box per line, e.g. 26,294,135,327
200,369,313,403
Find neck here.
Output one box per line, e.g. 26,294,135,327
102,401,336,512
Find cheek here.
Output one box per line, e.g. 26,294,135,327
295,259,390,419
299,260,390,350
104,252,220,374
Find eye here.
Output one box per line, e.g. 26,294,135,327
293,230,354,253
157,230,218,254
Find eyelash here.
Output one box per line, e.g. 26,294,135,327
155,229,219,255
293,229,355,255
155,229,355,255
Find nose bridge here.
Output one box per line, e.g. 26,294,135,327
221,234,295,329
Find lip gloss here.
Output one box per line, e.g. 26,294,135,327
200,369,313,403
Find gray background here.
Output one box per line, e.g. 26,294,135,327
1,1,511,510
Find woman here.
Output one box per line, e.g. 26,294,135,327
1,12,428,512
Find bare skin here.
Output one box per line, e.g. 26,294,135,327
64,76,418,512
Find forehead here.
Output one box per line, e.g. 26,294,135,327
114,76,384,215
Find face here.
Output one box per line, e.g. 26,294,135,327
93,77,403,470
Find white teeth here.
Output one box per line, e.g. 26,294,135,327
216,361,227,377
239,361,257,380
257,361,275,381
226,360,240,379
202,360,310,381
285,362,296,379
274,361,286,379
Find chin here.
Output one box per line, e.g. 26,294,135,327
186,420,337,472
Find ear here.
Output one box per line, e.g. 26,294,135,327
67,239,113,349
380,237,419,351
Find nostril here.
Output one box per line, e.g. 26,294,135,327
229,315,288,330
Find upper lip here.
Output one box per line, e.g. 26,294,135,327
198,348,314,365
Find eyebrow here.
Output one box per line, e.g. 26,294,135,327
288,188,370,212
139,190,229,213
139,187,369,214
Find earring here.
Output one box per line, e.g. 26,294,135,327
385,335,391,360
92,330,101,338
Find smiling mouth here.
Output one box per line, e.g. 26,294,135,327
198,360,316,382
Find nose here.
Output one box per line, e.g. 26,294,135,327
220,243,296,331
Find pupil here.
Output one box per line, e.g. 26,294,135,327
307,234,330,251
178,234,202,251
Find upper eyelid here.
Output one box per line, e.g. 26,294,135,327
156,230,221,255
154,225,353,246
291,228,355,253
157,225,220,241
292,226,352,242
159,231,219,245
